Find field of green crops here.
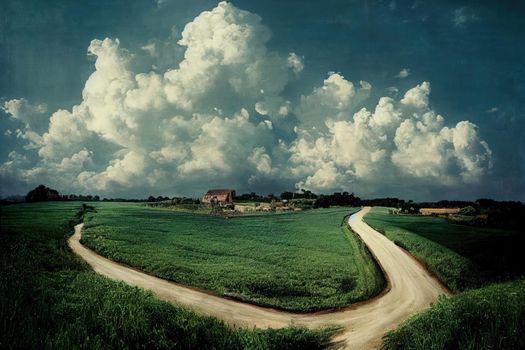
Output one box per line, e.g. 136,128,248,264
363,207,525,292
364,207,525,349
383,279,525,350
0,202,333,349
81,203,385,312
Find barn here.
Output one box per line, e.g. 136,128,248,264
202,189,236,204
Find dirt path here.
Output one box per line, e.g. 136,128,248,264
68,207,449,349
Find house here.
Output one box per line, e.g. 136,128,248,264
202,189,235,204
419,208,460,216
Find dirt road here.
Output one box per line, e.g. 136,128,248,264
68,207,450,349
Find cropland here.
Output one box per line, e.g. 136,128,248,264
363,207,525,291
3,201,523,349
80,203,384,311
0,202,333,349
70,206,449,349
383,279,525,350
364,207,525,350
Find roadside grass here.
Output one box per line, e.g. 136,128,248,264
81,203,385,312
0,202,333,349
363,207,525,291
383,279,525,350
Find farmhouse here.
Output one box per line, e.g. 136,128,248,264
419,208,460,216
202,189,235,204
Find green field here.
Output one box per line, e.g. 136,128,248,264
364,207,525,350
81,203,385,312
363,207,525,291
383,279,525,350
0,202,333,349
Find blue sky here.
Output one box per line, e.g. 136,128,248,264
0,0,523,200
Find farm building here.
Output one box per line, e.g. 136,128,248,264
419,208,460,216
202,189,236,204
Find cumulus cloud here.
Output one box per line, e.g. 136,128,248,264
296,73,371,129
2,98,47,129
0,151,29,177
0,2,492,198
287,53,304,75
289,82,492,192
396,68,410,79
2,98,48,148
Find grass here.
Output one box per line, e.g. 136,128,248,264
363,207,525,292
147,201,213,215
0,202,333,349
383,279,525,350
365,207,525,349
81,203,385,312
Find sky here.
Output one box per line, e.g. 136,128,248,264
0,0,524,201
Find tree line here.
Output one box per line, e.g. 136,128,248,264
5,185,523,230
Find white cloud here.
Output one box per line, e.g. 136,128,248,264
0,2,492,198
2,99,48,148
400,81,430,109
78,150,145,190
296,73,371,129
39,106,93,160
396,68,410,79
248,147,274,175
386,86,399,96
0,151,29,177
2,98,47,129
287,53,304,75
289,81,491,192
141,42,157,58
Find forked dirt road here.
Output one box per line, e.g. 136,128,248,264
68,207,450,349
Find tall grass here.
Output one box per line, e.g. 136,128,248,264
80,203,385,311
383,279,525,350
0,202,333,349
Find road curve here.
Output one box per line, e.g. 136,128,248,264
68,207,450,349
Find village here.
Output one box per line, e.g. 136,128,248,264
146,188,314,215
201,189,308,214
144,188,496,223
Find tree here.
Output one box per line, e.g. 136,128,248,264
25,185,60,202
459,206,477,216
280,191,294,200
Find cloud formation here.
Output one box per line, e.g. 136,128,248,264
0,2,492,198
396,68,410,79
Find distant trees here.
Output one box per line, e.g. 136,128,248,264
459,206,477,216
280,189,318,200
314,192,359,208
147,196,171,202
24,185,102,203
26,185,60,202
474,199,524,229
234,192,263,201
280,191,294,200
19,185,525,231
